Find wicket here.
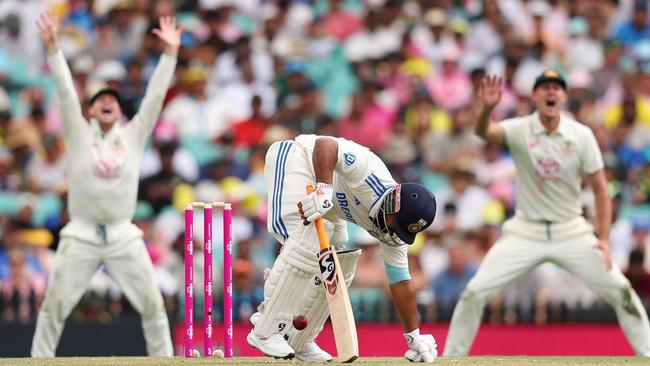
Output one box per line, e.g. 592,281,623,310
184,202,233,358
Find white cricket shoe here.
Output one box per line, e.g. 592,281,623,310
247,330,295,359
295,342,332,363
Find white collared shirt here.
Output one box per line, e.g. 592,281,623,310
48,50,177,224
501,112,603,222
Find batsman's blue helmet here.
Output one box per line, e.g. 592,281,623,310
392,183,437,244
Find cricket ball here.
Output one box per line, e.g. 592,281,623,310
292,315,308,330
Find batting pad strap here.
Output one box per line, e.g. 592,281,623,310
254,238,319,338
287,248,362,352
384,262,411,284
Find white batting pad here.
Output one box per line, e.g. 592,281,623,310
253,236,320,337
287,248,361,352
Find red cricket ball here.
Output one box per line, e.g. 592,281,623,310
292,315,308,330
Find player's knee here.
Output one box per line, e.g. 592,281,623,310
139,290,165,318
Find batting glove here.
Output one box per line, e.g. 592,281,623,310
404,333,438,363
298,182,334,224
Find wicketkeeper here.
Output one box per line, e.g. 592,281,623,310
31,14,180,357
247,134,438,362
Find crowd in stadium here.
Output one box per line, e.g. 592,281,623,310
1,0,650,328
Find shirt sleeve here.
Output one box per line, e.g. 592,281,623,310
580,127,604,175
129,53,177,147
500,117,524,151
380,242,408,268
46,50,84,141
333,137,372,183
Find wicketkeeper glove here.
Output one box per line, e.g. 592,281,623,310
298,182,334,224
404,333,438,363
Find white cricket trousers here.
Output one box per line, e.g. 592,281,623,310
31,231,172,356
444,216,650,356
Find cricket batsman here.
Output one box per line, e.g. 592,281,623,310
443,71,650,355
31,14,180,356
247,134,438,362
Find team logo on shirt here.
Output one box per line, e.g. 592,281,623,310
562,140,576,156
535,157,561,181
344,152,356,166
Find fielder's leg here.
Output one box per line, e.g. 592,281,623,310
554,235,650,355
32,238,102,357
103,236,172,356
443,234,544,356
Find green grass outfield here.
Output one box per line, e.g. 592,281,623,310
1,357,649,366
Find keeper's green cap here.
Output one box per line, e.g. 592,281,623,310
533,69,567,91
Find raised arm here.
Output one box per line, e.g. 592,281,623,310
37,13,84,136
475,75,506,145
131,16,180,145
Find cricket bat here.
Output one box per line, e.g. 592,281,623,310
307,185,359,363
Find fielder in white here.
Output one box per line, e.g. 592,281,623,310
247,134,438,362
31,14,180,356
443,71,650,355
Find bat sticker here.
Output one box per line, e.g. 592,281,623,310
318,248,339,295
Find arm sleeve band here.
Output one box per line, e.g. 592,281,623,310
384,261,411,284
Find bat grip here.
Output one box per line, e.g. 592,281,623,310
306,184,330,250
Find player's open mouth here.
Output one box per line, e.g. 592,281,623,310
545,100,556,107
101,108,112,115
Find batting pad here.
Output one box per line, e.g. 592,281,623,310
287,248,361,352
253,237,320,338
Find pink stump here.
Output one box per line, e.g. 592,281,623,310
203,205,213,357
184,206,194,358
223,206,233,357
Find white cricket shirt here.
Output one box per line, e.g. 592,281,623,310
501,112,604,222
48,50,176,224
294,135,408,267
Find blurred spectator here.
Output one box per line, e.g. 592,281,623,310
232,240,262,322
430,160,491,234
430,237,476,321
0,1,46,76
426,44,472,111
410,8,453,65
138,140,188,214
381,121,418,183
231,96,269,148
162,66,236,140
614,1,650,48
140,122,199,183
402,87,451,137
217,59,276,119
501,268,549,325
25,135,66,194
344,10,401,63
1,248,45,324
420,106,482,174
338,84,397,151
322,0,363,42
625,249,650,301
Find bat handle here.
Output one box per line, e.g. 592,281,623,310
306,184,330,250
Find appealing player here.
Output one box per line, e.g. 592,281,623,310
443,71,650,355
31,14,179,356
247,134,438,362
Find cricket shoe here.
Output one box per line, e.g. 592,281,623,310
247,330,295,359
295,342,332,363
